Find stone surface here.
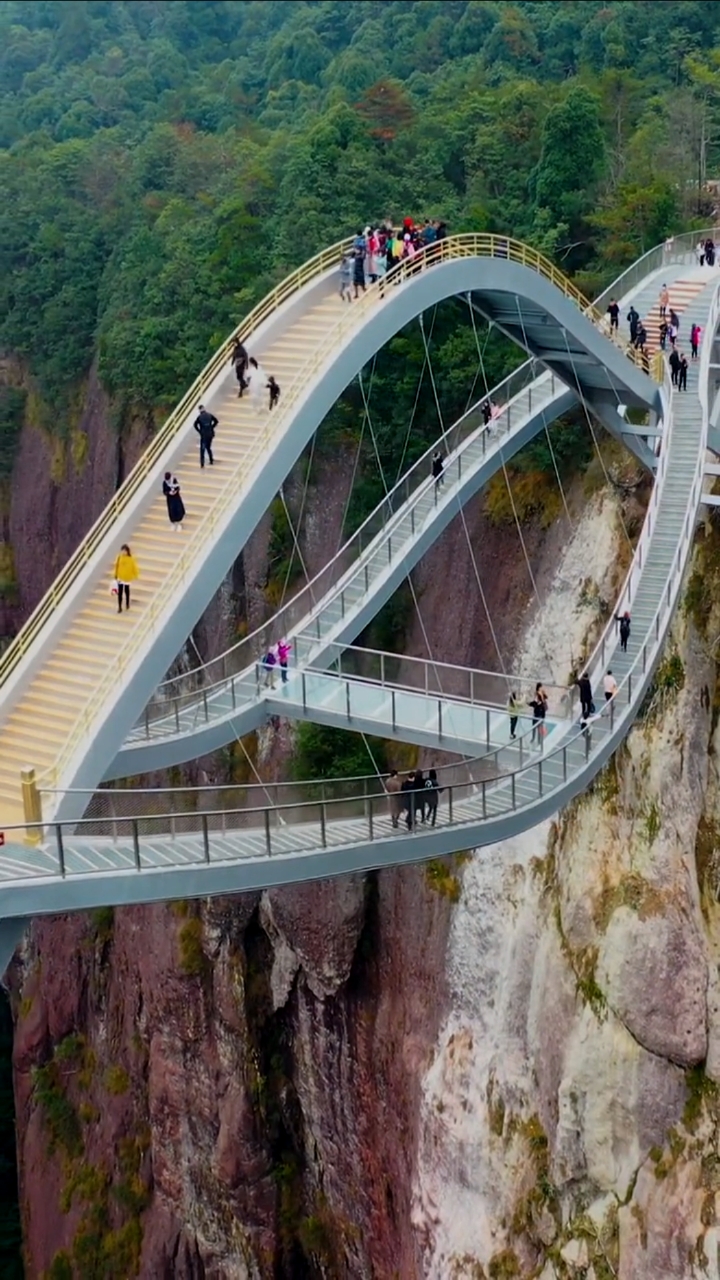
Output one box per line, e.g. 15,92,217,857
597,903,708,1066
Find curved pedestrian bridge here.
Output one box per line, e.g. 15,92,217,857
0,232,718,957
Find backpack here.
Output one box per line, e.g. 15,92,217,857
264,650,276,666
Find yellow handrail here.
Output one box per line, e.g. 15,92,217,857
0,234,355,694
14,232,640,788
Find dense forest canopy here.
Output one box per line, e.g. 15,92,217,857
1,0,720,428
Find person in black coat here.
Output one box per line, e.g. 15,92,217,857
678,352,688,391
432,450,444,487
163,472,185,530
194,404,218,467
669,347,681,386
627,305,639,343
230,339,249,396
424,768,443,827
615,611,631,652
575,672,593,723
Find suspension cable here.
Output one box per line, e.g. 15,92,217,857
394,306,439,484
336,353,377,553
511,296,574,532
560,326,634,555
418,308,510,679
278,432,317,610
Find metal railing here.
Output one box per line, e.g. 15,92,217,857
20,230,702,792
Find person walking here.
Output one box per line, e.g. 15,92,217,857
277,637,291,683
230,339,249,397
113,543,139,614
698,240,707,267
385,770,403,828
658,319,668,351
607,298,619,332
267,375,280,411
353,231,366,298
507,691,522,740
413,769,427,824
691,324,701,360
339,253,353,302
603,670,618,704
424,768,443,827
261,646,278,689
163,472,185,531
431,450,444,488
627,305,639,344
529,682,548,744
705,238,715,268
659,284,669,318
669,347,680,386
401,771,416,829
615,611,631,652
576,671,593,724
194,404,217,468
678,352,688,392
669,308,680,332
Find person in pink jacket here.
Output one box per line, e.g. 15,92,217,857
277,639,292,683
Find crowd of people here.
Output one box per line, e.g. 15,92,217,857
608,271,710,388
339,218,449,299
385,767,443,829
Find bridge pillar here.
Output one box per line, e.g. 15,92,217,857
21,767,42,846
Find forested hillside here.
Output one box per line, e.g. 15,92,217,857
1,0,720,455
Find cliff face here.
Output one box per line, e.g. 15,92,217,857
413,517,720,1280
6,361,720,1279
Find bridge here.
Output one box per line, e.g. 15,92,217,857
0,230,718,966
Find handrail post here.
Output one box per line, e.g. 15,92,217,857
202,813,210,862
320,802,326,848
482,781,487,818
511,773,516,809
203,688,209,722
392,689,396,732
132,820,141,870
231,676,236,709
628,673,632,703
448,786,453,823
368,796,374,840
562,746,567,781
485,707,490,747
346,681,351,720
610,699,615,731
21,767,42,846
538,759,543,796
302,672,307,712
438,699,443,738
470,670,475,704
144,708,150,739
264,808,271,855
55,825,66,877
381,651,386,687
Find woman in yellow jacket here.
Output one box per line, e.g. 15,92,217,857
114,543,139,613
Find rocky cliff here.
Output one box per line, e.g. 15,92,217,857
5,364,719,1279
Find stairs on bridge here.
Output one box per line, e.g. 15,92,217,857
637,275,709,356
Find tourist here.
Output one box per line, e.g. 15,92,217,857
423,768,443,827
277,637,291,683
267,375,280,411
529,682,548,743
659,284,669,318
507,691,522,740
194,404,218,468
432,450,444,488
339,253,353,302
627,304,639,343
353,230,366,297
705,238,715,267
230,338,249,397
262,647,277,689
163,472,185,532
401,771,416,829
576,672,593,724
113,543,139,614
607,298,619,332
669,347,680,385
603,670,618,703
691,324,701,360
413,769,426,823
678,352,688,391
615,611,631,652
385,770,402,829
